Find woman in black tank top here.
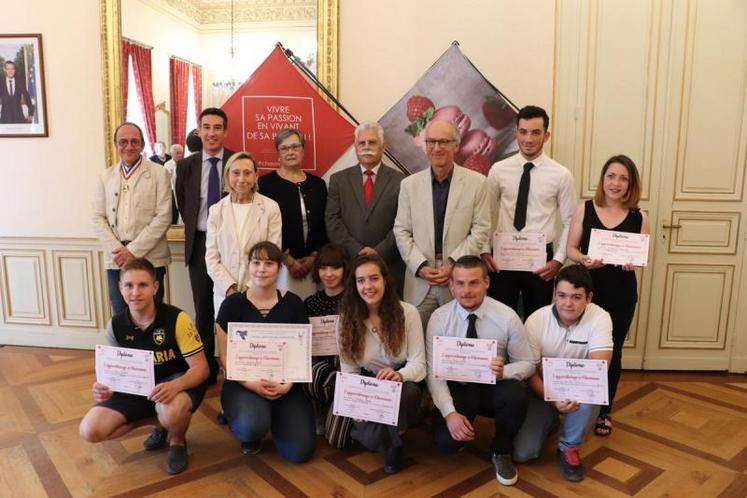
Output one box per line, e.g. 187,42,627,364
566,155,650,437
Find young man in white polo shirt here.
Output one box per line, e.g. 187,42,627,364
512,264,612,481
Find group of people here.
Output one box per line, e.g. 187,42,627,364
85,104,649,486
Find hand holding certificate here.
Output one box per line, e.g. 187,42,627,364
588,229,649,267
227,322,312,382
95,345,155,397
542,357,609,405
309,315,339,356
432,336,498,384
332,372,403,426
493,232,547,272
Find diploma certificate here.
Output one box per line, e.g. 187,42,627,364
227,322,312,382
432,336,497,385
542,357,609,405
332,372,403,426
309,315,339,356
226,333,287,382
588,229,649,266
493,232,547,272
95,345,155,397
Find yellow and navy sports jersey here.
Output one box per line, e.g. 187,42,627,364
108,302,204,383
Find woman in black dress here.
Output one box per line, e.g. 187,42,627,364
566,155,650,436
258,128,328,299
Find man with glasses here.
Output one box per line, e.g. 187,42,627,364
394,119,490,328
93,122,172,315
176,108,235,385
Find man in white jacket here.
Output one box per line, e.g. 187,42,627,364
93,122,172,314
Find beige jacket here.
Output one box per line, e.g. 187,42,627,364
92,158,172,269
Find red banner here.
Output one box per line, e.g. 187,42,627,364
221,46,355,176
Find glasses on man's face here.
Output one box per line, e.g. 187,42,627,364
424,138,456,148
117,138,142,147
278,143,303,153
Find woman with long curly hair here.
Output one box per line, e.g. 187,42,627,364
337,254,426,475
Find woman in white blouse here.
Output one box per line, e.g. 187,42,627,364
337,254,426,475
206,151,282,315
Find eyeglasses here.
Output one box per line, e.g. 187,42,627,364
424,139,456,148
116,138,142,147
278,143,303,153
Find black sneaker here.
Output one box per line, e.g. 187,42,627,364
383,446,403,475
166,443,188,475
241,441,261,455
143,427,168,451
216,410,228,425
491,453,518,486
557,447,585,481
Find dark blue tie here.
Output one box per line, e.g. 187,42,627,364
207,156,220,207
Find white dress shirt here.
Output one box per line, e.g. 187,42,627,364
524,303,613,361
197,149,225,231
360,163,382,184
426,296,537,417
486,152,576,263
338,301,427,383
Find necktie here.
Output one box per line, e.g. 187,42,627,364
9,79,14,96
207,157,220,208
466,313,478,339
513,162,534,231
364,170,374,207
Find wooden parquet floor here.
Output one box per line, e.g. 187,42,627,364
2,345,747,497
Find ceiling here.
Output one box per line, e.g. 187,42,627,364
156,0,317,24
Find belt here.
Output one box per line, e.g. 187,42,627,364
120,240,131,246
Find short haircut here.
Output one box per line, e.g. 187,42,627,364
154,141,165,147
451,255,489,278
274,128,305,150
594,154,642,209
354,122,384,144
199,107,228,128
555,264,594,294
248,241,283,265
311,243,350,284
119,257,156,281
113,121,145,145
223,151,258,194
170,143,183,154
426,119,461,146
185,128,202,153
4,61,15,67
516,105,550,130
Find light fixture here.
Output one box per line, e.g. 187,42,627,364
212,0,242,92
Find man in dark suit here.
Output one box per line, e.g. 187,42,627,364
175,107,234,384
325,122,406,294
0,61,34,124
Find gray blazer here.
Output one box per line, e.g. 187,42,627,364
325,163,405,293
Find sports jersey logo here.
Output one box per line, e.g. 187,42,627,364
153,328,166,345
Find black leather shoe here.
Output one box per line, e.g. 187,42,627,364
383,446,403,475
143,426,167,451
241,441,261,455
216,410,228,425
166,443,188,475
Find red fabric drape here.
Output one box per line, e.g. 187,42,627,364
130,44,157,150
170,57,190,146
192,64,202,125
121,40,131,111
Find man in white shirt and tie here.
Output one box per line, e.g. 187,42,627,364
426,255,536,487
481,105,576,319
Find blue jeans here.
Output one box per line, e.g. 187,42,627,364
107,267,166,316
513,389,600,463
221,380,317,463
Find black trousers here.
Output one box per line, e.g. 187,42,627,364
432,379,527,455
487,244,555,320
599,304,636,417
188,230,218,383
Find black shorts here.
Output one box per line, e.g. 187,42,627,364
97,373,207,424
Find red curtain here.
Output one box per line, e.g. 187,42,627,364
130,43,157,150
192,64,202,125
121,39,131,111
170,57,190,146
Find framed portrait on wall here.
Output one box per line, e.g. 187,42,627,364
0,34,48,137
